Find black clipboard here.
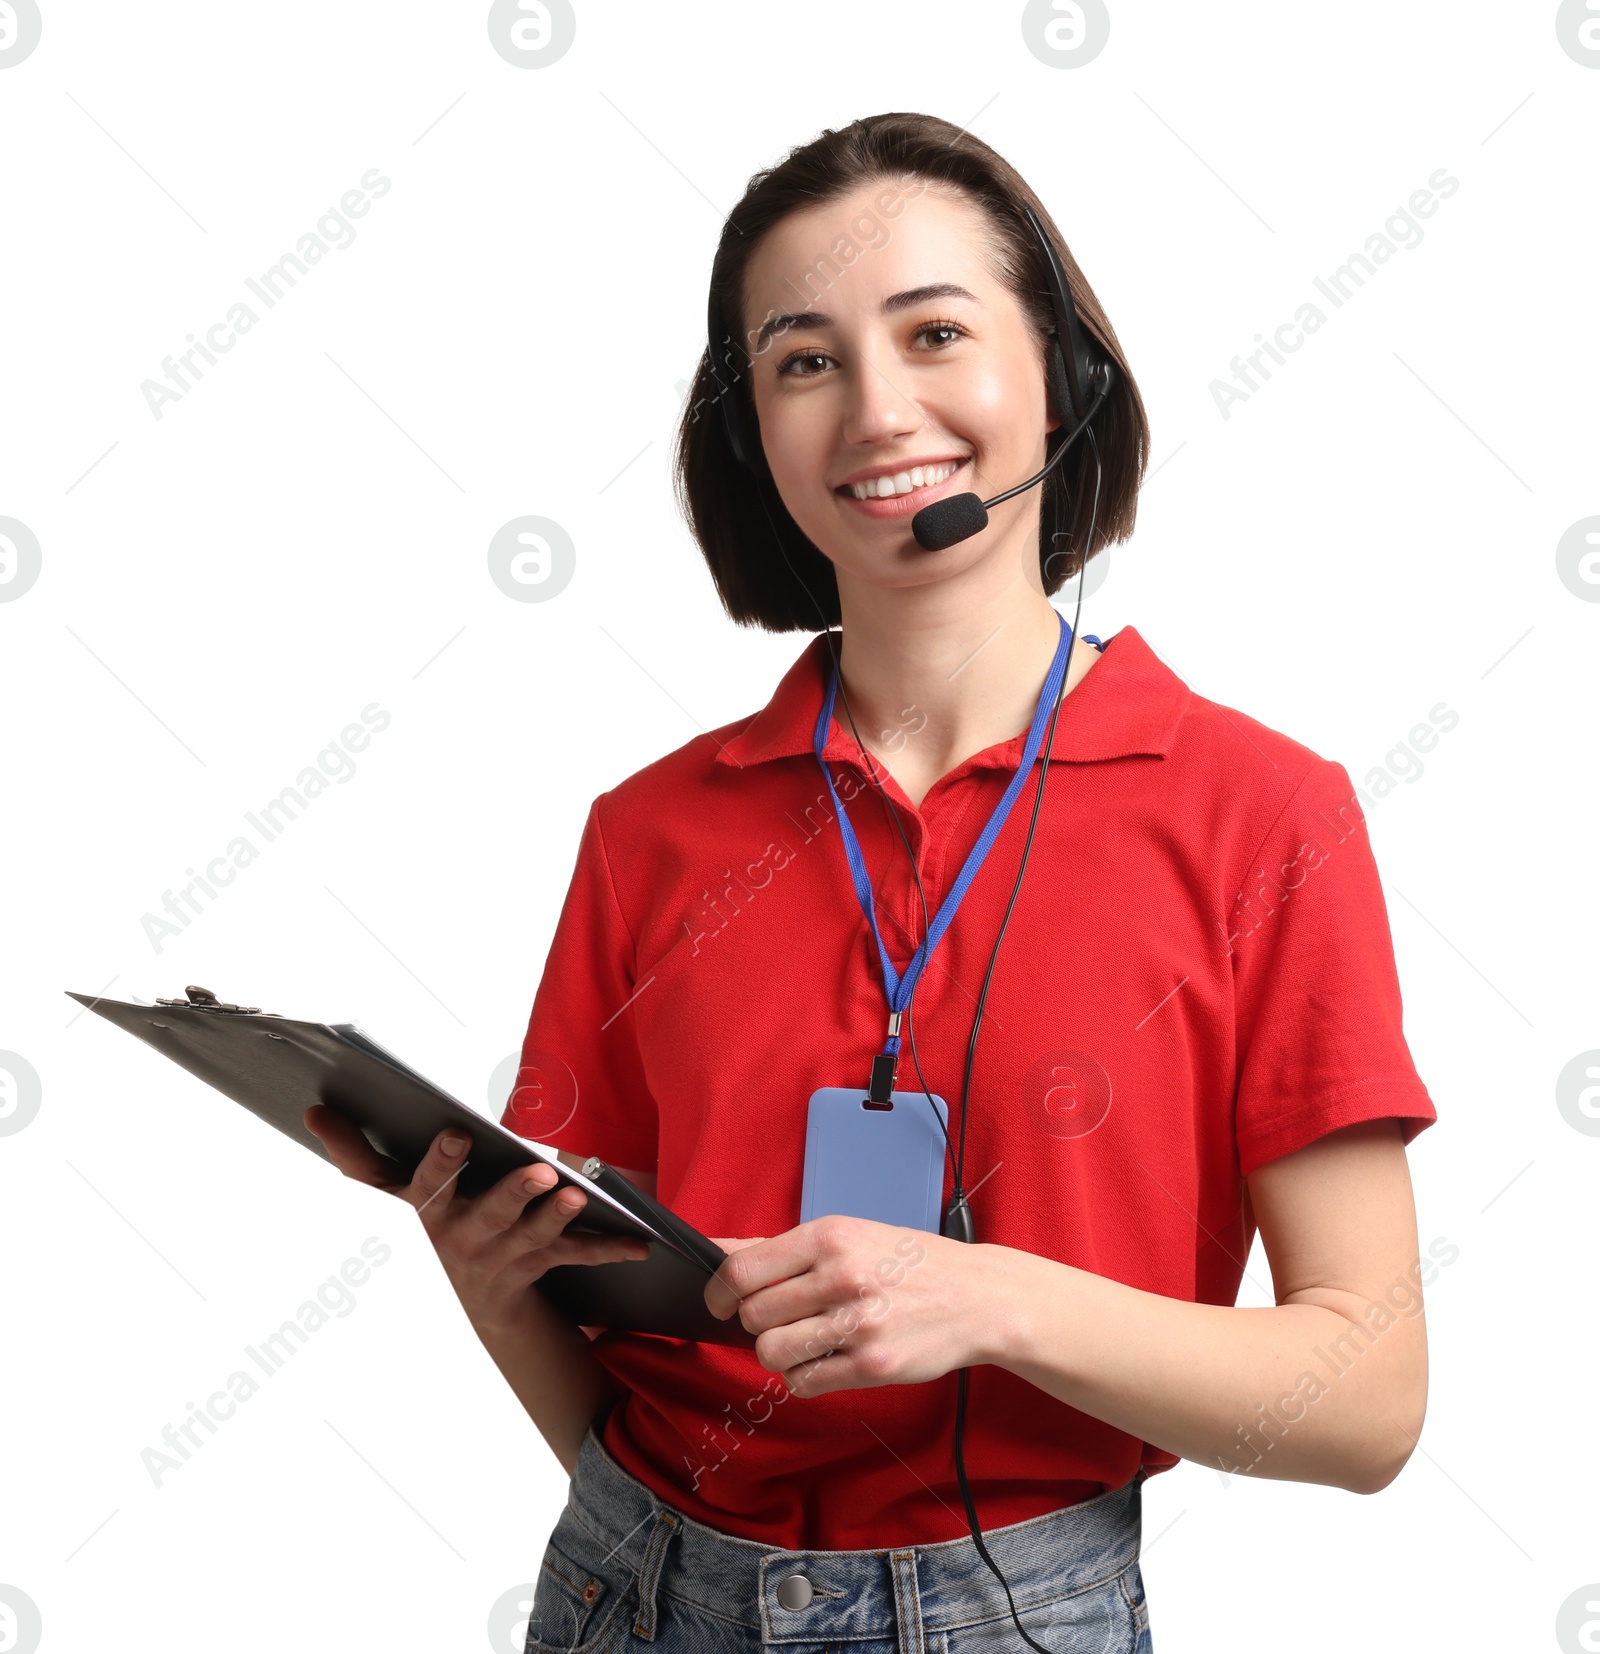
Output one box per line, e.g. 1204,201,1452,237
66,986,754,1349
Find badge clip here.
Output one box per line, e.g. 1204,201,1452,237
868,1051,898,1107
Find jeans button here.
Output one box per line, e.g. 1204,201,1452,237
776,1572,814,1611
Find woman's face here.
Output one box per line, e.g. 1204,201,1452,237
739,180,1058,593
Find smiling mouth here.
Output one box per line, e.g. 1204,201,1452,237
836,457,970,513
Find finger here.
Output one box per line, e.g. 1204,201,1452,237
498,1179,606,1254
711,1230,820,1316
464,1200,651,1299
760,1314,854,1384
781,1345,851,1397
454,1174,600,1286
466,1162,564,1240
303,1103,403,1187
731,1270,853,1336
403,1128,476,1220
705,1262,744,1321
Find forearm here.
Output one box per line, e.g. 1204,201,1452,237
983,1247,1426,1494
472,1289,623,1477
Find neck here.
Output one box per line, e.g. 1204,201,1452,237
830,557,1094,780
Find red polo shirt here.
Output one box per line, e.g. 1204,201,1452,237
502,623,1436,1551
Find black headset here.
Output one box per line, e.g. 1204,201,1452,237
704,203,1121,1654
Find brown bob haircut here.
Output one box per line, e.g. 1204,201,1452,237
673,111,1150,634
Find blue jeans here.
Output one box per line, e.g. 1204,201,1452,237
524,1422,1154,1654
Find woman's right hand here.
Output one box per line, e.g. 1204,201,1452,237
302,1103,650,1334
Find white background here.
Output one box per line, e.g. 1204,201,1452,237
1,3,1595,1651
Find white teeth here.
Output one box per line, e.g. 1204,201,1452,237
849,460,959,500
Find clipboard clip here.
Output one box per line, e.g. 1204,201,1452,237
153,984,268,1016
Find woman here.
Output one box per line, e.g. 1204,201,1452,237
308,112,1436,1653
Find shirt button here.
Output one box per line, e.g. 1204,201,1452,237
776,1572,814,1610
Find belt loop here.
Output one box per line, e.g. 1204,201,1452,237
889,1548,925,1654
631,1507,680,1641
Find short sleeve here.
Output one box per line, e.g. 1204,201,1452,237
1228,760,1436,1179
500,794,659,1171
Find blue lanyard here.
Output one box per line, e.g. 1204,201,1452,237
812,612,1093,1058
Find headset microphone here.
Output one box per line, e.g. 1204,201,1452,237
909,361,1113,551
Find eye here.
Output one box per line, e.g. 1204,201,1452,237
776,348,834,379
774,318,970,379
913,318,969,350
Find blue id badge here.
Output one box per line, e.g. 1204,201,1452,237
800,1086,950,1232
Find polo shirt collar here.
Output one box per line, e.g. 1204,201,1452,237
713,624,1190,770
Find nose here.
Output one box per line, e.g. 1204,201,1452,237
839,343,923,450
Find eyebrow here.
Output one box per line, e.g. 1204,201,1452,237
750,283,980,356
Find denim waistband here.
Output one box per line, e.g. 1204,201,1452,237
560,1421,1144,1645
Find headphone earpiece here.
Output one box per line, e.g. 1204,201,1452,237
1047,348,1115,437
1021,202,1116,436
707,290,763,476
1046,343,1073,434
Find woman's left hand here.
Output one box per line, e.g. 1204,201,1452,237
703,1216,1017,1397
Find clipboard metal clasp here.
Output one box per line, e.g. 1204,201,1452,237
154,984,267,1016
